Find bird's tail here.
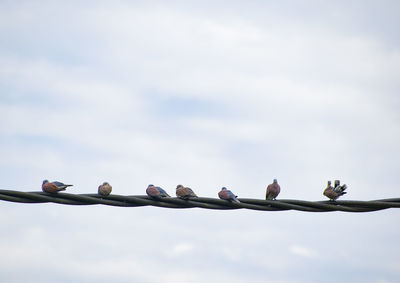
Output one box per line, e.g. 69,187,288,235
232,198,241,203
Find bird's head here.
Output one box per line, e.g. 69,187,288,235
42,180,49,185
273,179,278,183
147,184,154,188
221,187,227,190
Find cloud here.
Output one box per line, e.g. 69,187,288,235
166,242,195,257
0,1,400,283
289,245,318,259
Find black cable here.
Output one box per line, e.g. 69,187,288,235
1,189,399,212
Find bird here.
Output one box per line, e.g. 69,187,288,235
323,180,347,200
176,184,198,199
98,182,112,196
146,184,170,198
42,180,73,193
266,179,280,200
218,187,240,203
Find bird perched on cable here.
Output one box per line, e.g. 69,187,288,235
323,180,347,200
146,184,170,198
218,187,240,203
176,184,198,199
98,182,112,196
266,179,280,200
42,180,73,193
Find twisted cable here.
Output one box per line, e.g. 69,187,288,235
1,189,400,212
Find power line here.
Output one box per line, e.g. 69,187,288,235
1,189,399,212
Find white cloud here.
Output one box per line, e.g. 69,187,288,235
289,245,318,259
1,1,400,283
166,242,195,257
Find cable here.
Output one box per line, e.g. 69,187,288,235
1,189,399,212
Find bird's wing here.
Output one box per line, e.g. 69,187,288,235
227,190,237,199
187,187,197,197
158,187,170,197
53,181,72,187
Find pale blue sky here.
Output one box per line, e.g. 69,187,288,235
1,1,400,282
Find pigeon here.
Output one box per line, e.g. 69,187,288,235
176,184,198,199
266,179,280,200
218,187,240,203
98,182,112,196
146,184,170,198
42,180,73,193
323,180,347,200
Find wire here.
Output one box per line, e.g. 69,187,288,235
1,189,399,212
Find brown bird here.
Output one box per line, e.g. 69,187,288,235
98,182,112,196
266,179,280,200
176,185,198,199
323,180,347,200
218,187,240,203
42,180,73,193
146,184,170,198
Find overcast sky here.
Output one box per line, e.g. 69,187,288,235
1,1,400,282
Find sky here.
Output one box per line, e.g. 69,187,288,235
0,0,400,282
